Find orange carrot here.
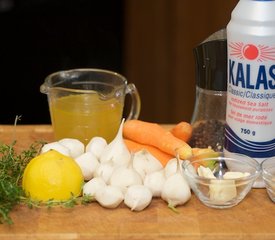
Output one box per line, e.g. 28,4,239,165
123,119,193,159
124,138,174,166
191,147,218,170
170,121,193,142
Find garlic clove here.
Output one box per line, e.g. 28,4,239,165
164,158,183,178
95,185,124,209
100,119,131,166
93,162,115,184
197,166,216,179
223,171,251,179
142,150,163,173
124,185,153,211
132,152,147,179
75,152,100,181
85,137,107,159
132,150,163,180
109,166,143,191
144,170,166,197
83,177,106,200
41,142,70,156
161,172,191,208
58,138,85,158
209,179,237,203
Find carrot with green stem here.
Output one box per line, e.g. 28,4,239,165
123,120,193,160
191,147,218,170
124,138,174,166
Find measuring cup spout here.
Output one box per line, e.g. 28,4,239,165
40,83,50,94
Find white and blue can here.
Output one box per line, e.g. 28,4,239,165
225,0,275,185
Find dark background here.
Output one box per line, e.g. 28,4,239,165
0,0,123,124
0,0,238,125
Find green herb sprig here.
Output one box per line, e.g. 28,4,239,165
21,193,94,209
0,141,39,224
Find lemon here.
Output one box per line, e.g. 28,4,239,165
22,150,84,201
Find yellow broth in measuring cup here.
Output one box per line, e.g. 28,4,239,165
50,93,123,144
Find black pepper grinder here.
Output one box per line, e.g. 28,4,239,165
189,29,227,151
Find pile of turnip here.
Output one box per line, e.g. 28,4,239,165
40,119,191,211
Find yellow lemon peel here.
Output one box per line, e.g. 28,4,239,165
22,150,84,201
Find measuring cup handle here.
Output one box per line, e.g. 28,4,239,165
125,83,141,120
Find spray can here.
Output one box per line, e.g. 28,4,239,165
224,0,275,187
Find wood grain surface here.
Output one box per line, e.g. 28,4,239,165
0,125,275,240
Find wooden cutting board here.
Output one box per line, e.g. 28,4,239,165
0,125,275,240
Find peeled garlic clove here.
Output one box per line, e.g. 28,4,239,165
209,179,237,203
197,166,216,179
223,171,250,179
100,119,131,166
85,137,107,159
59,138,85,158
83,177,106,200
124,185,152,211
95,185,124,209
75,152,100,181
144,170,166,197
41,142,70,156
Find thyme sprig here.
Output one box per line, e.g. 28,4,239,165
0,141,39,224
21,194,94,209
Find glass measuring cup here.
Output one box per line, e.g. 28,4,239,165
40,68,141,144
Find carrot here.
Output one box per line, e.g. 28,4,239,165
123,119,193,160
124,138,174,166
192,147,216,156
170,121,193,142
191,147,218,170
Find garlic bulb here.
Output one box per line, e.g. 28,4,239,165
100,119,131,166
